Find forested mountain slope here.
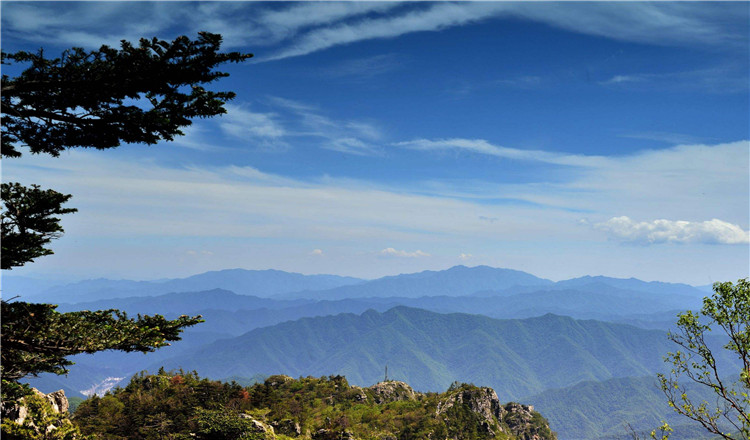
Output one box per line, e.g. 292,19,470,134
156,307,686,399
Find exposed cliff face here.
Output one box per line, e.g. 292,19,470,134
1,387,82,439
503,402,554,440
436,384,556,440
368,380,417,404
437,386,505,437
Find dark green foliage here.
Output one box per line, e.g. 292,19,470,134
1,301,203,381
194,408,269,440
1,32,252,158
1,33,247,424
74,370,251,439
1,182,77,270
73,371,555,440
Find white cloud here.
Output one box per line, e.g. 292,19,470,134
390,140,749,238
602,75,644,85
269,97,383,156
595,216,750,245
327,138,380,156
3,2,745,61
263,2,507,61
319,54,402,80
379,248,431,258
256,2,403,44
3,140,747,283
219,104,287,150
395,138,606,167
459,253,473,261
263,2,747,61
186,250,213,256
310,249,324,256
618,131,706,146
599,66,748,94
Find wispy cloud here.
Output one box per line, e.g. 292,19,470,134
447,75,545,97
3,140,746,281
618,131,708,146
395,139,749,226
170,97,383,156
318,53,403,80
262,2,507,61
270,97,383,156
599,65,749,94
601,75,644,85
508,2,747,48
394,138,606,167
250,2,404,45
379,248,431,258
4,2,744,60
220,104,288,151
595,216,750,245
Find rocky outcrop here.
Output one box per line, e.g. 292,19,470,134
1,387,82,439
239,413,275,435
436,385,556,440
271,418,302,436
264,374,294,387
501,402,554,440
437,385,506,438
368,381,416,404
3,388,70,425
347,385,369,403
43,390,69,415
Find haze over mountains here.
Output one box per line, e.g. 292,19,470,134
4,268,362,303
12,265,727,440
6,264,707,303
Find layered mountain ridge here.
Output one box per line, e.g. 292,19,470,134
16,265,723,440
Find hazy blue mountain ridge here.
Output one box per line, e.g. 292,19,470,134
56,288,313,315
15,268,363,303
275,265,553,300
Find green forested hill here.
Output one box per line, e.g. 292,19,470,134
156,307,684,400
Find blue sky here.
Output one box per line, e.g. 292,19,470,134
2,2,749,284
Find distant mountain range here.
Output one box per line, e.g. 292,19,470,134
17,265,725,440
10,264,708,305
275,265,554,299
6,268,362,303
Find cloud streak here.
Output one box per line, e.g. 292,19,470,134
219,104,288,150
380,248,431,258
595,216,750,245
3,2,746,61
395,138,607,167
269,97,383,155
